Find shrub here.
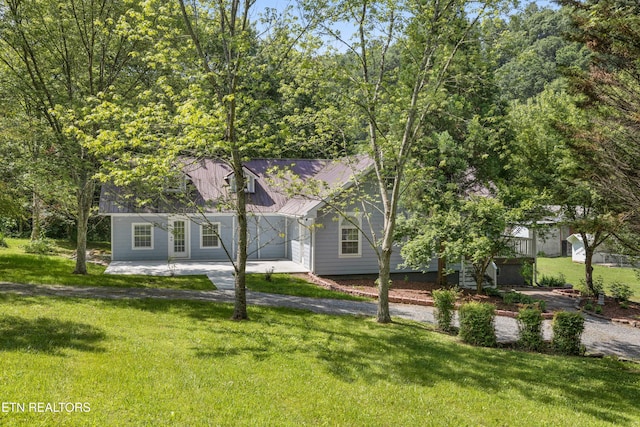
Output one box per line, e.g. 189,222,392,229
484,287,502,297
609,282,633,302
538,274,566,288
517,307,544,351
521,261,535,286
0,233,7,248
23,238,56,255
578,277,604,298
432,288,460,332
552,312,584,355
458,302,496,347
583,301,594,311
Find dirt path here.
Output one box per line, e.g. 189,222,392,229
2,282,640,361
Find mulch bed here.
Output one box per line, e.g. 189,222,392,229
305,274,640,325
579,296,640,328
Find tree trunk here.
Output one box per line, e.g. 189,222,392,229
230,104,248,320
377,248,392,323
232,181,249,320
437,243,447,287
584,246,595,296
73,178,94,275
475,261,489,294
30,191,41,240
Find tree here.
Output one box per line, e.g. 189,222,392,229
487,4,590,102
0,0,155,273
302,0,509,323
508,86,626,295
558,0,640,248
87,1,309,320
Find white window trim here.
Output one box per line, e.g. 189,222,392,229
132,223,154,250
200,222,221,249
229,174,255,193
338,213,362,258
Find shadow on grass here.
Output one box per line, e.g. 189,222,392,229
39,296,640,424
0,316,106,355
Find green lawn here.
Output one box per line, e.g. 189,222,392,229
537,256,640,301
0,238,359,300
0,294,638,426
0,238,214,290
246,273,367,301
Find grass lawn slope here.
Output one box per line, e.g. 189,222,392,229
537,257,640,302
0,239,213,290
0,294,638,426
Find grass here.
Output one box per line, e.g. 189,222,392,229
0,238,360,300
0,238,213,290
246,273,367,301
537,256,640,302
0,294,638,426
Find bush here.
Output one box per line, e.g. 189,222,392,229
609,282,633,302
23,238,56,255
458,302,496,347
583,301,594,311
502,291,532,305
432,288,460,332
538,274,566,288
552,312,584,355
0,233,8,248
578,276,604,298
521,261,535,286
484,287,502,297
517,307,544,351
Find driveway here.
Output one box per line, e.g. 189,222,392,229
1,281,640,361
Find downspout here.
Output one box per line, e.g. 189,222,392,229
256,215,261,259
310,218,315,273
110,215,114,261
284,217,288,259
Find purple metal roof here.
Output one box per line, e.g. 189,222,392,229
99,155,374,216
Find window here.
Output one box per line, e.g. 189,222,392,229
226,167,257,193
132,224,153,249
201,223,220,248
228,174,255,193
339,214,361,257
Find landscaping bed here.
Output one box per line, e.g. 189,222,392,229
312,275,640,324
580,296,640,328
311,276,553,318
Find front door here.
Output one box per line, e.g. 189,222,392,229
169,218,189,259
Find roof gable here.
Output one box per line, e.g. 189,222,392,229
99,155,374,216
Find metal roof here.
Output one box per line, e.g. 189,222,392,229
99,155,374,216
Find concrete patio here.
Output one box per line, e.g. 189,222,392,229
105,259,310,290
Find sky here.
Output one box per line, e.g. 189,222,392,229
251,0,560,50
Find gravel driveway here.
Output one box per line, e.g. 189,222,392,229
2,282,640,361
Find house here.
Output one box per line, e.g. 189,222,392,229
99,156,424,277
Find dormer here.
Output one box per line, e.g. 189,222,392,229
165,174,189,193
225,166,258,194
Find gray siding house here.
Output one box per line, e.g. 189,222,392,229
99,156,420,276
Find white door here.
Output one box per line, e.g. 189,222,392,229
169,218,189,259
